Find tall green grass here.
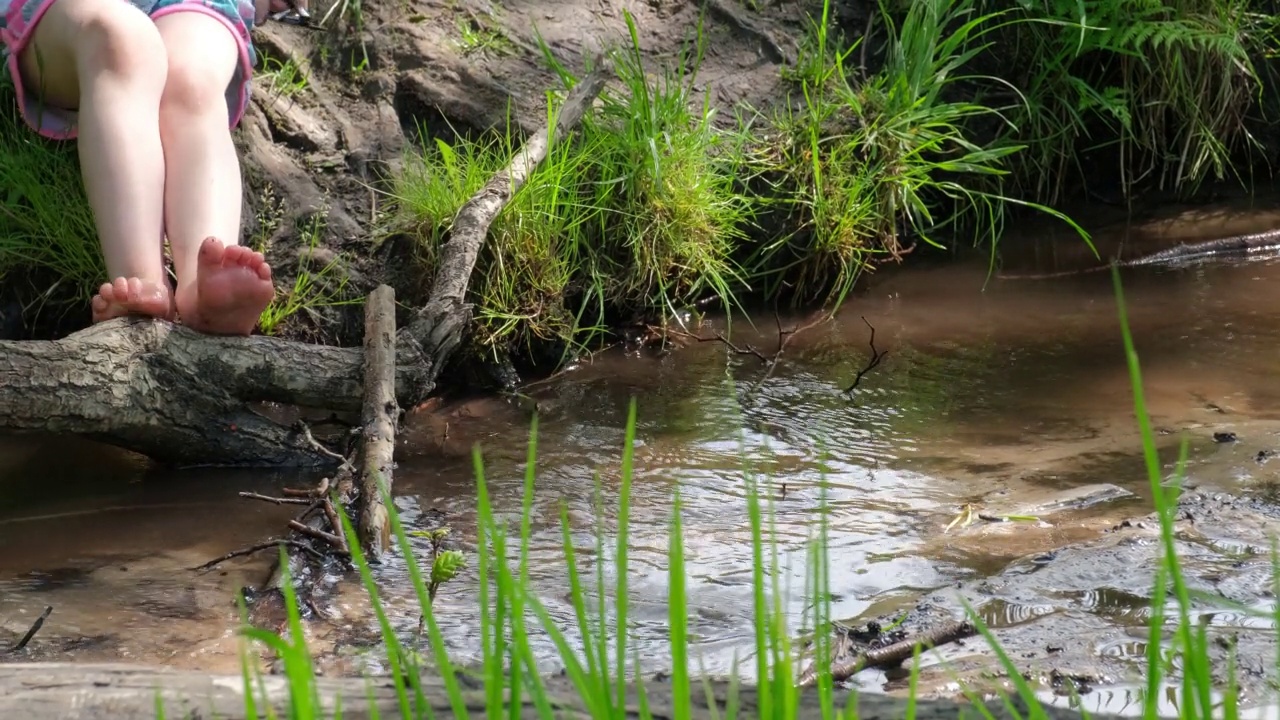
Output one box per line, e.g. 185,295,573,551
0,78,101,304
390,12,755,356
986,0,1279,203
388,0,1098,356
208,267,1271,720
755,0,1089,306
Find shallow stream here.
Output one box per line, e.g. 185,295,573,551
6,196,1280,715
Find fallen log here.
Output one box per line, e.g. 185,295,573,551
0,318,412,467
0,661,1125,720
0,56,613,469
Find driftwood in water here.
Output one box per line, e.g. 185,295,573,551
0,661,1124,720
797,620,978,688
0,58,613,470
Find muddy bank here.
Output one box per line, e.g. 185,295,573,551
840,489,1280,715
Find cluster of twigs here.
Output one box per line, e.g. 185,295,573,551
660,310,887,397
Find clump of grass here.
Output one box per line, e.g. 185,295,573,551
257,56,310,99
388,122,601,355
257,211,361,337
453,12,516,56
0,78,101,302
566,12,757,324
993,0,1279,203
758,0,1088,305
390,16,759,356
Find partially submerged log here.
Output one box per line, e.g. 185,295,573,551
0,661,1124,720
0,57,613,470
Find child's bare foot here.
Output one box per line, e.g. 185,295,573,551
175,237,275,336
90,277,175,324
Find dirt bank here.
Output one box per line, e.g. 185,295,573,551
239,0,837,346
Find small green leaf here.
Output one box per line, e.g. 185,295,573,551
431,550,467,586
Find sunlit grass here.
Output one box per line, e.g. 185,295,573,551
753,0,1092,305
0,78,101,305
389,12,758,356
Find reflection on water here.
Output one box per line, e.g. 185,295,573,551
393,248,1280,681
4,199,1280,705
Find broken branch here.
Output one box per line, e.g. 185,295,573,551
356,284,398,558
397,56,614,383
797,620,977,688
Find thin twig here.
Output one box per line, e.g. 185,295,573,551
744,312,830,397
283,476,332,498
666,310,829,397
844,316,886,394
296,421,354,471
288,520,349,554
667,328,771,362
517,342,619,392
190,539,323,571
323,499,349,553
6,605,51,653
238,492,315,506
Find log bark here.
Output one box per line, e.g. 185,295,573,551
0,316,432,467
0,57,614,469
357,284,398,556
0,662,1121,720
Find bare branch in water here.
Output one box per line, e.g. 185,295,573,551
844,316,886,395
190,539,323,572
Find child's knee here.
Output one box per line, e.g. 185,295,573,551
155,14,241,117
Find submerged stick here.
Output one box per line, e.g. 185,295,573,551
796,620,977,688
6,606,51,654
357,284,398,558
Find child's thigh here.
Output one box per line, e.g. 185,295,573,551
2,0,162,137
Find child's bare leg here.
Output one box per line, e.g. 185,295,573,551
15,0,172,322
155,11,273,336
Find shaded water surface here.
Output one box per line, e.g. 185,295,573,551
5,198,1280,710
